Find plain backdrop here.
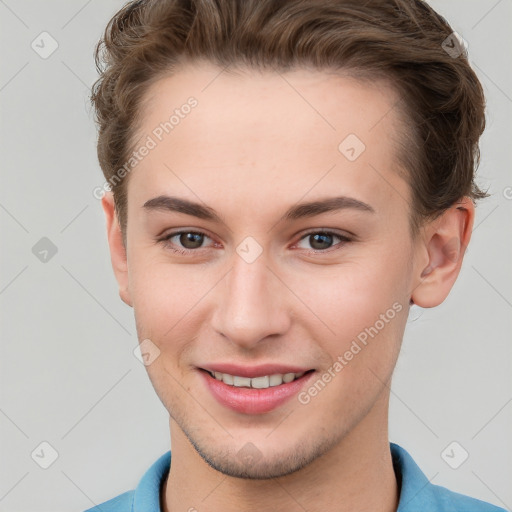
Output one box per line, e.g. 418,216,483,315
0,1,511,510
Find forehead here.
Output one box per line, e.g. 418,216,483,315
127,62,410,221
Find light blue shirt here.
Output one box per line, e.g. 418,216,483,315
84,443,507,512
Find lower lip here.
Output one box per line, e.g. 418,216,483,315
200,369,315,415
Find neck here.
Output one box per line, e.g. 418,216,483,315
162,393,398,512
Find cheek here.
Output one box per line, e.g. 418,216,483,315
128,227,411,348
129,262,205,391
292,262,408,416
288,250,409,365
129,253,210,334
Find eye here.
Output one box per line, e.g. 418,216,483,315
157,229,352,256
158,230,214,255
295,230,351,252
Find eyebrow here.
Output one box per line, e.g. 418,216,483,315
142,194,375,224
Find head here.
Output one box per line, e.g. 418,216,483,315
91,0,487,479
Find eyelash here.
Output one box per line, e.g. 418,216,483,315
157,229,352,256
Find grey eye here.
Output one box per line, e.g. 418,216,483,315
175,232,205,249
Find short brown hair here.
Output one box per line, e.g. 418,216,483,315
90,0,488,242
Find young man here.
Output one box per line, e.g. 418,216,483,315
87,0,506,511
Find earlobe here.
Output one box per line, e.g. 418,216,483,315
101,192,133,307
411,197,474,308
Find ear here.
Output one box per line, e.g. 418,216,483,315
411,197,475,308
101,192,133,307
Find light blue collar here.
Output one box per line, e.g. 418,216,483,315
129,443,502,512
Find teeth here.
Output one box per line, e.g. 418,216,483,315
251,376,269,389
233,376,251,387
210,370,306,389
269,374,283,386
222,373,234,385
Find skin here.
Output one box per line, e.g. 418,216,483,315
102,62,474,512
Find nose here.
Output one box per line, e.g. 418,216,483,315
210,252,291,350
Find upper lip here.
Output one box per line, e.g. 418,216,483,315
199,363,313,378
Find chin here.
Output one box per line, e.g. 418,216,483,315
183,421,341,480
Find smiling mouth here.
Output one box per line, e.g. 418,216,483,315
200,368,315,389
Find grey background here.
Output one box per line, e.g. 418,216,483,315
0,0,511,510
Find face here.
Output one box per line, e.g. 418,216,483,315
117,62,418,478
